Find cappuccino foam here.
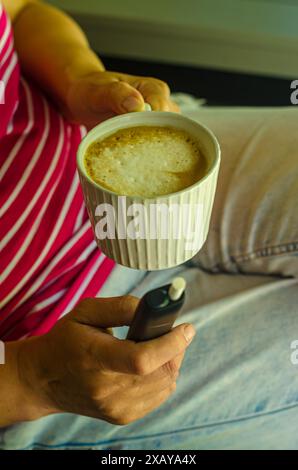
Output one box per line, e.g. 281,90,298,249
84,126,207,198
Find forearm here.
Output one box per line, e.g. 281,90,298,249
11,1,105,108
0,339,52,427
0,341,32,426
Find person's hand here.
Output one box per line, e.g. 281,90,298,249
18,296,195,425
65,70,180,129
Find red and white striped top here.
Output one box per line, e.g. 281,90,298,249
0,4,115,341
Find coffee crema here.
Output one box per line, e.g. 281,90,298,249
84,126,208,198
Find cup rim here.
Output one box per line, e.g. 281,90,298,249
77,111,221,201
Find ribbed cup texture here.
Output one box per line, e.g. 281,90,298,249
79,161,219,270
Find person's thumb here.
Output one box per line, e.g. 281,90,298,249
71,296,139,328
92,80,145,114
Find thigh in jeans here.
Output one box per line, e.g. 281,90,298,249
184,107,298,277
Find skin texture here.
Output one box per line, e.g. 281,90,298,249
0,1,190,428
2,297,195,426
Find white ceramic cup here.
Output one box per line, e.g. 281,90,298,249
77,111,220,270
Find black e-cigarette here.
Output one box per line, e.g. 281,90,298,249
126,277,186,342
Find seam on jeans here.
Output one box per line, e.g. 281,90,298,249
201,241,298,273
18,400,298,450
231,241,298,264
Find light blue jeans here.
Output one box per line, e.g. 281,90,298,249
1,106,298,450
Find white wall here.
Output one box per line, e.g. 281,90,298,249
48,0,298,78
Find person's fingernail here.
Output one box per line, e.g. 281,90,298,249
122,96,143,112
184,324,196,343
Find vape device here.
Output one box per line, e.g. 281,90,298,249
126,277,186,342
